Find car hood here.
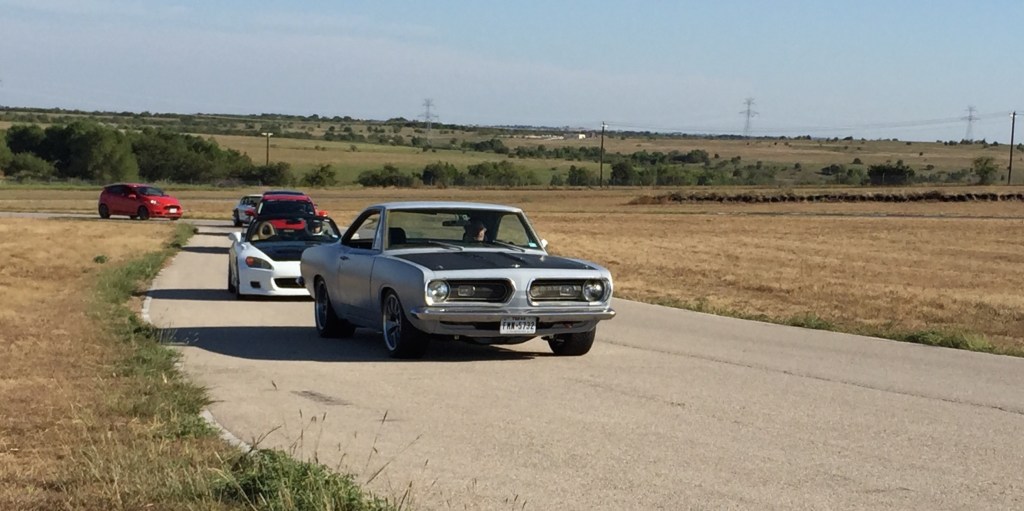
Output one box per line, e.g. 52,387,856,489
251,242,316,262
394,251,596,271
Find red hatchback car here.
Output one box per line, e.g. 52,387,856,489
98,183,183,220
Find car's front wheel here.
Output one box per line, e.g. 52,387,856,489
315,279,355,338
547,329,596,356
227,263,236,293
381,291,429,359
136,206,150,221
98,204,110,219
232,211,242,227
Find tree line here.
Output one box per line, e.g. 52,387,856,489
0,122,1003,189
0,122,297,185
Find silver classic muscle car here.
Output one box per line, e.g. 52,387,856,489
299,201,615,358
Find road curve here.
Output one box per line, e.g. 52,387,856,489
147,223,1024,510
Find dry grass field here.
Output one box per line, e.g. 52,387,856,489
2,186,1024,353
207,131,1019,183
0,219,236,509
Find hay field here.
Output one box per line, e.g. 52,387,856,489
0,218,191,507
2,187,1023,351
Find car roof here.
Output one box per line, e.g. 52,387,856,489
261,194,312,201
251,213,323,222
241,194,262,199
262,190,305,196
370,201,523,213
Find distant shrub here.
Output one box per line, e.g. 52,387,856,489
867,160,915,185
358,164,415,187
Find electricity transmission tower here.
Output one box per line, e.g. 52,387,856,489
740,98,758,138
420,99,437,147
963,105,977,141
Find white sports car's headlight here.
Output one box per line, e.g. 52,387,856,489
427,280,449,302
582,280,606,302
245,256,273,269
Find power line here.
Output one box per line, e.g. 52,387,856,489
603,111,1010,137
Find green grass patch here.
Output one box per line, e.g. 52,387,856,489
214,449,398,511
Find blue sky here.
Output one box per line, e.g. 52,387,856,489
1,0,1022,141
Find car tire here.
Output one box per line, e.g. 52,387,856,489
381,291,429,359
98,204,110,219
137,206,150,221
314,279,355,338
233,268,247,300
547,329,596,356
233,211,242,227
227,264,236,293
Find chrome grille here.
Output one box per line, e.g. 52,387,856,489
529,279,587,301
445,280,511,303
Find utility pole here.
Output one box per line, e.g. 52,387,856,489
1009,111,1017,185
260,132,273,165
599,122,607,187
421,99,436,147
741,98,758,138
964,106,977,142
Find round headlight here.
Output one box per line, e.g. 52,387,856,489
582,280,605,301
427,280,449,302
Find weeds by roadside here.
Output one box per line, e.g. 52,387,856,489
39,221,399,510
649,295,1024,357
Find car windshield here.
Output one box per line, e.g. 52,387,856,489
248,217,340,243
137,186,166,196
385,209,541,249
258,200,315,216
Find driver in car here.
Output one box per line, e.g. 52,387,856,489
463,218,487,242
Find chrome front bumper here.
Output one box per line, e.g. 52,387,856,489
407,305,615,337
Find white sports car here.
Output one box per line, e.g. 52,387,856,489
227,214,342,298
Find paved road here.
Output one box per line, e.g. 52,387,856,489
146,222,1024,510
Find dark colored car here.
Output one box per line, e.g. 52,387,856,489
98,183,183,220
255,193,327,218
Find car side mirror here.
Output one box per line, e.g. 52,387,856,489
228,232,242,243
541,239,549,249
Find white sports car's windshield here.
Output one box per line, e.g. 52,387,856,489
386,209,541,249
248,217,340,243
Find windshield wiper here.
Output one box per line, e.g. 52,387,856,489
485,240,526,252
404,240,464,251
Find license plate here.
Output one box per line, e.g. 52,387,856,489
500,316,536,335
168,207,178,212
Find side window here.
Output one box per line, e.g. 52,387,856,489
342,210,381,249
